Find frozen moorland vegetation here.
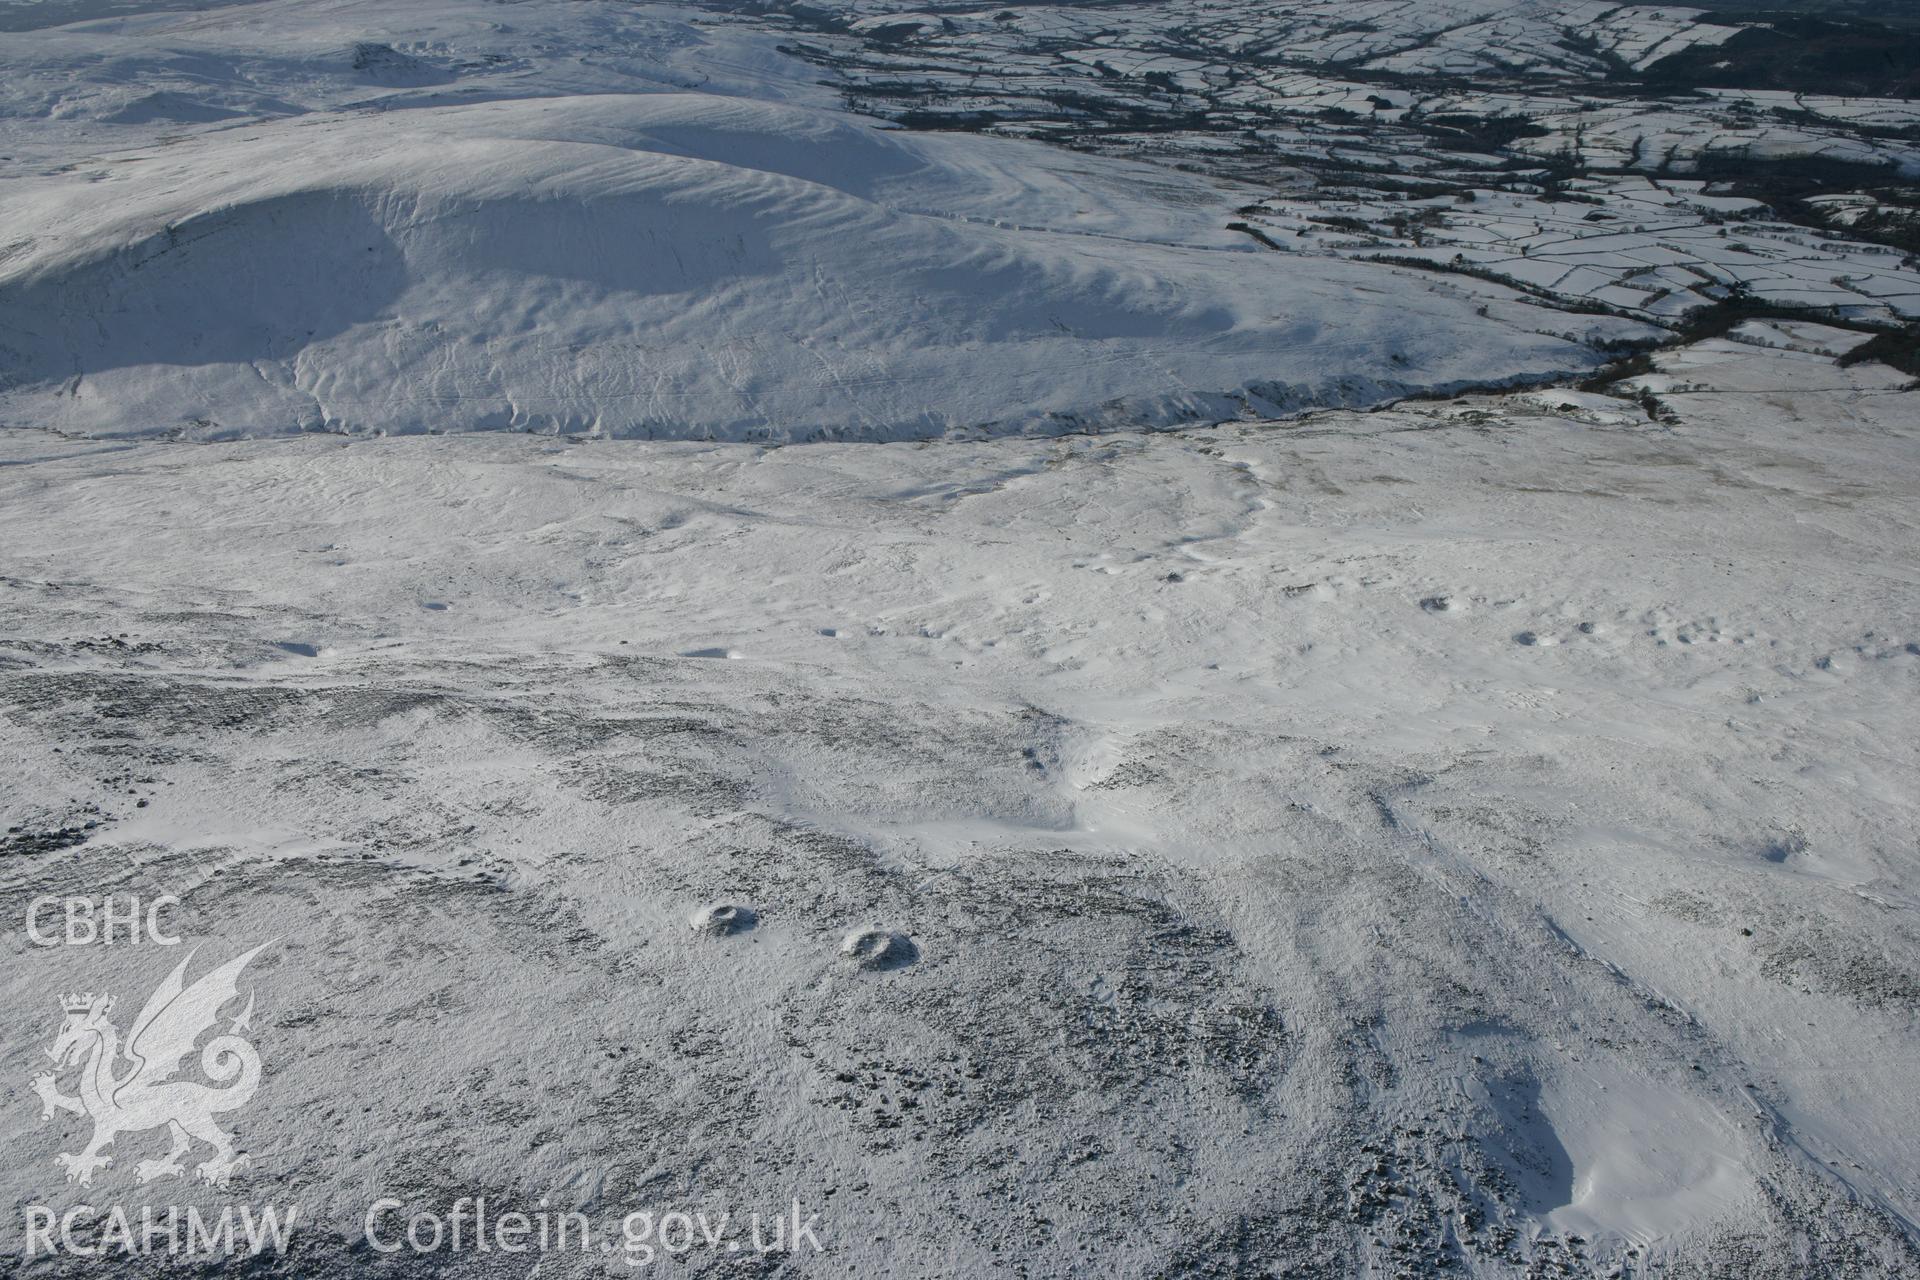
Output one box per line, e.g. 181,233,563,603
1,1,1917,1278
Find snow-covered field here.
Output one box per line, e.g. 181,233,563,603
2,0,1918,1277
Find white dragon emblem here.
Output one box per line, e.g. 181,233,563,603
31,944,267,1188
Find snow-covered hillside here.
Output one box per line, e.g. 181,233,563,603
1,1,1918,1277
4,0,1915,442
3,325,1917,1276
0,0,1645,442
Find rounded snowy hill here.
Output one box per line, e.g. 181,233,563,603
0,61,1640,439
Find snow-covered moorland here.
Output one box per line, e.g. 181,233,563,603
1,0,1918,1277
3,325,1918,1277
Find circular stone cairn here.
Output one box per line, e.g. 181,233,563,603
840,927,915,969
689,902,757,936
